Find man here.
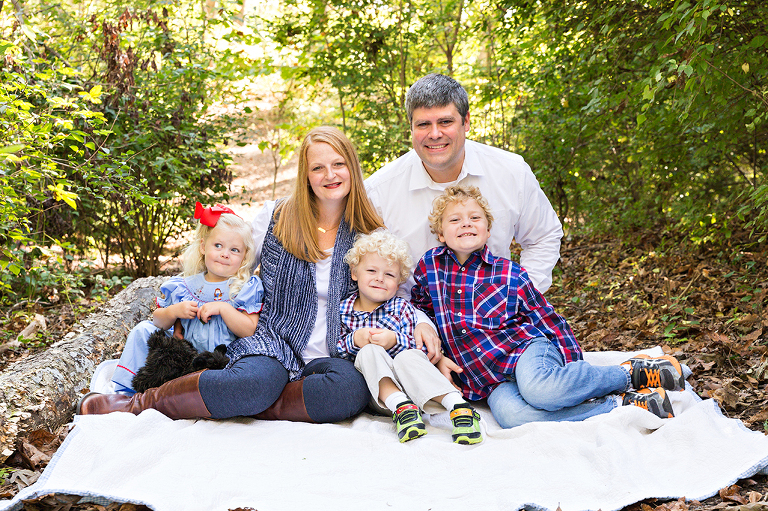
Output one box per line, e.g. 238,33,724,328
365,73,563,298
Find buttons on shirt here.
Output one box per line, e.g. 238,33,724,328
461,267,466,272
457,289,462,294
462,329,467,334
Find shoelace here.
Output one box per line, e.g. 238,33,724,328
643,368,662,388
629,397,650,410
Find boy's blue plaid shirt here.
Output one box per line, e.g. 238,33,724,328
338,294,420,360
412,245,583,401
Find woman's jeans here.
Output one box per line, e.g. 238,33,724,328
199,354,369,423
487,338,630,428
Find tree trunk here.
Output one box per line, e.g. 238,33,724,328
0,276,167,462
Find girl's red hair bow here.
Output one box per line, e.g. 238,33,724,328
194,202,238,227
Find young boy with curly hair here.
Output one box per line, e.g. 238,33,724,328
411,184,686,428
338,228,483,444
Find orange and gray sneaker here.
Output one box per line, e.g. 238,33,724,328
621,388,675,418
621,354,685,391
393,400,427,443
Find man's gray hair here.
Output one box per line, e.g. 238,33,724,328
405,73,470,125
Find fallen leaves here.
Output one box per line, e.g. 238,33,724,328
20,494,151,511
0,426,70,498
549,231,768,428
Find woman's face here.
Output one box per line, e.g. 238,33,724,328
306,142,352,207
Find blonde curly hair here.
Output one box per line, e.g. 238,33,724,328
428,184,494,240
182,213,256,297
344,228,413,284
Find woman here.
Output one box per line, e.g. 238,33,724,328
79,126,385,423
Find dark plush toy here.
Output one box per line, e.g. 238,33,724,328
131,329,229,393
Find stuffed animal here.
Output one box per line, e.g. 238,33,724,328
131,329,229,393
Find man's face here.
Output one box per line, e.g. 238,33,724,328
410,104,470,182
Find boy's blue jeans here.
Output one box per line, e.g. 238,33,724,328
487,337,631,428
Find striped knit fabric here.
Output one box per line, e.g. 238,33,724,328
225,207,356,379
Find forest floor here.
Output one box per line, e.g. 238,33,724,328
0,131,767,510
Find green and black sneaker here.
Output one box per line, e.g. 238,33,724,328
392,400,427,443
450,404,483,445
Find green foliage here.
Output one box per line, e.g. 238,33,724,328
479,0,767,243
55,3,240,277
0,8,127,303
262,0,419,169
0,0,259,299
263,0,766,249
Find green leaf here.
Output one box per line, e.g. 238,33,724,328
0,40,16,55
750,35,767,48
0,144,25,154
20,24,36,42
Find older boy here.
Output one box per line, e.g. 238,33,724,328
411,185,685,428
339,229,482,444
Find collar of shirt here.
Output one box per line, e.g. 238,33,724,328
432,244,495,267
340,292,396,316
407,141,486,192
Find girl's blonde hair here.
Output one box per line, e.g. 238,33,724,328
273,126,384,262
182,213,256,297
344,228,413,284
428,184,494,239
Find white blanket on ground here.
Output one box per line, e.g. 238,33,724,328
3,348,768,511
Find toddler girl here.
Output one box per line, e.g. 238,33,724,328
112,203,264,394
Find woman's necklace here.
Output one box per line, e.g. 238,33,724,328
317,223,340,234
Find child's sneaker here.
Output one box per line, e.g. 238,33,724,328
621,388,675,419
450,404,483,445
392,401,427,443
621,354,685,391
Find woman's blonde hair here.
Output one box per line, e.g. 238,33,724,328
344,228,413,284
182,213,256,297
273,126,384,262
428,184,494,239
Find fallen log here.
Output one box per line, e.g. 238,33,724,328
0,276,167,461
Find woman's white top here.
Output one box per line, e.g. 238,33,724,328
251,201,331,362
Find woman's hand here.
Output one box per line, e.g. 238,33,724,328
414,323,442,363
436,356,463,391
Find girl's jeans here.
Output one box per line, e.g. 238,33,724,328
487,337,630,428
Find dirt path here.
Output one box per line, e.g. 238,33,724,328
226,140,298,218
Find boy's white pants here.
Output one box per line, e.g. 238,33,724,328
354,344,458,415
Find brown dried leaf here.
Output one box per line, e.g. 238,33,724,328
721,485,743,499
21,440,50,468
724,494,750,505
652,497,690,511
